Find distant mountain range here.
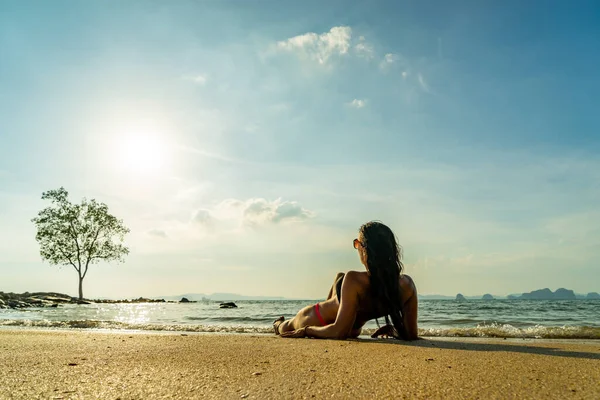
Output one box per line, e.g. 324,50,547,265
420,288,599,300
153,288,599,302
154,293,289,301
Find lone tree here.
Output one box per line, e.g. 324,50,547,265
31,187,130,300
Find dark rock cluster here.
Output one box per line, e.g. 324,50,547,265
0,292,78,309
0,292,169,309
94,297,167,304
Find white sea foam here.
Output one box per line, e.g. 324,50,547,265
2,320,599,339
419,322,600,339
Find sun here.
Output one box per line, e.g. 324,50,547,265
115,122,168,174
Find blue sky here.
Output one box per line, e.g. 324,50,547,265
1,1,599,299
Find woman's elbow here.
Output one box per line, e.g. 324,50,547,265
405,327,419,340
348,328,362,338
327,325,353,340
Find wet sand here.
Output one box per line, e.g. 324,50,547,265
0,330,598,399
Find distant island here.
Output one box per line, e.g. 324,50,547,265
519,288,575,300
451,288,600,301
508,288,600,300
421,288,599,301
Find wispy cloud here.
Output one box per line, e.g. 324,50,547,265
379,53,411,80
192,209,215,226
176,145,250,164
182,74,208,85
354,36,374,60
379,53,398,70
348,99,367,108
147,229,167,238
418,73,430,92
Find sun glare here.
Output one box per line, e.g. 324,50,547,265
114,121,169,175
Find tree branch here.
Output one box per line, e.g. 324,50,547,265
57,246,79,273
68,219,83,270
82,228,101,280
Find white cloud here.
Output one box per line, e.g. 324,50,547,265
192,209,215,226
379,53,398,70
242,198,313,226
188,197,314,231
383,53,397,63
379,53,411,80
348,99,366,108
275,26,352,64
354,36,374,60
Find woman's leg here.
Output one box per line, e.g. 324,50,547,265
275,317,295,333
274,272,345,335
273,304,314,334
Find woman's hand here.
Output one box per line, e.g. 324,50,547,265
370,324,396,339
280,327,307,338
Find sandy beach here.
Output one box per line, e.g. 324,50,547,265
0,330,598,399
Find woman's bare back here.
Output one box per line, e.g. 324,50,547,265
275,272,418,340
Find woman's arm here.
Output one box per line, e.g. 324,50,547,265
401,275,419,340
369,276,419,340
305,271,361,339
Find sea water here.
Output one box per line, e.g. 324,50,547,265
1,299,598,339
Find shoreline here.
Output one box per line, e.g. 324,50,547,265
1,326,600,344
1,329,599,399
2,322,599,340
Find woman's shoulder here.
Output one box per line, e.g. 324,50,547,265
400,274,417,296
344,270,370,284
340,271,370,294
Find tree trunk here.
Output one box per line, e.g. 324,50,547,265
78,276,84,300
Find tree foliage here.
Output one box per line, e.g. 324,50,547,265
31,187,130,299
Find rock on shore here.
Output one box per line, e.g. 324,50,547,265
0,292,75,309
0,292,169,309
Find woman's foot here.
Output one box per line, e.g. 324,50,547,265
273,316,285,335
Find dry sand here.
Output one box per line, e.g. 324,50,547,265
0,330,598,399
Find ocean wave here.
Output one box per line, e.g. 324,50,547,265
0,319,273,333
420,323,600,339
185,316,276,323
1,320,600,339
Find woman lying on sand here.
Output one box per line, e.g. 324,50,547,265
273,221,419,340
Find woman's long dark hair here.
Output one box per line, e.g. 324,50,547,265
359,221,406,339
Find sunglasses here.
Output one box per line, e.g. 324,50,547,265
353,238,365,249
